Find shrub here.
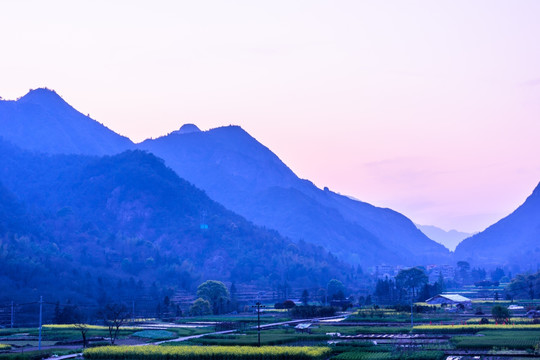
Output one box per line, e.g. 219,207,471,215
492,305,510,323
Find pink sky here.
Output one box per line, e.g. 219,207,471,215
1,1,540,233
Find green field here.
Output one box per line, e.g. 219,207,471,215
170,329,330,346
451,330,540,350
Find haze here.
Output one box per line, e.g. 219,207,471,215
1,0,539,233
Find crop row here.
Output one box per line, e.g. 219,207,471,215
413,323,540,333
334,350,444,360
465,317,535,324
83,345,331,360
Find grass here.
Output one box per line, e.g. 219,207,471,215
176,315,290,324
312,325,411,335
347,309,450,324
174,329,329,346
333,350,445,360
132,330,177,341
0,348,80,360
165,327,213,338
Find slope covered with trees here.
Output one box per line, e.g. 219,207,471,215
455,182,540,270
0,140,347,305
139,125,450,265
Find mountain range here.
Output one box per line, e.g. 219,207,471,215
1,87,538,275
0,88,450,267
416,225,472,251
0,138,347,304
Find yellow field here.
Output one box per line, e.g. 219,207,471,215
43,324,141,330
84,345,331,360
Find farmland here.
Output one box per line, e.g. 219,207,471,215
2,301,540,360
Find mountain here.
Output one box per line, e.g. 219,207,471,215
454,182,540,269
139,125,450,266
0,88,133,155
416,225,472,251
0,88,449,267
0,139,348,305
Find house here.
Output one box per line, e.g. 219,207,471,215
425,294,472,308
294,323,312,333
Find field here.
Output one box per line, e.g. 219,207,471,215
84,345,331,360
451,330,540,350
3,303,540,359
175,329,330,346
413,323,540,333
0,325,211,349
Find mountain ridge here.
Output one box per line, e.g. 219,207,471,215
1,88,450,267
454,181,540,269
139,123,450,265
0,88,133,155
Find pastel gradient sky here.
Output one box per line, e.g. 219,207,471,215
1,1,540,233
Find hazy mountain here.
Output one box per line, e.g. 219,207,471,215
0,88,449,266
0,88,133,155
0,139,347,304
454,182,540,269
416,224,472,251
139,124,450,266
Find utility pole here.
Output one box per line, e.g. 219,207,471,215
10,301,14,328
38,296,43,351
251,302,266,347
410,294,414,328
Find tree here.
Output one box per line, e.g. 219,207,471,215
471,268,487,282
283,300,296,309
491,267,505,282
99,304,130,345
318,288,327,305
437,271,446,293
190,298,211,316
456,261,471,284
491,305,510,323
197,280,230,315
395,267,428,301
301,289,309,306
74,322,89,348
327,279,345,300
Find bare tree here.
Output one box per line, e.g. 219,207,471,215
73,323,89,348
99,304,130,345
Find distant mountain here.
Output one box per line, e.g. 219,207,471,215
139,125,450,266
455,182,540,269
0,139,347,304
0,88,133,155
416,225,472,251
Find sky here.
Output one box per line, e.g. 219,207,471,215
1,1,540,233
